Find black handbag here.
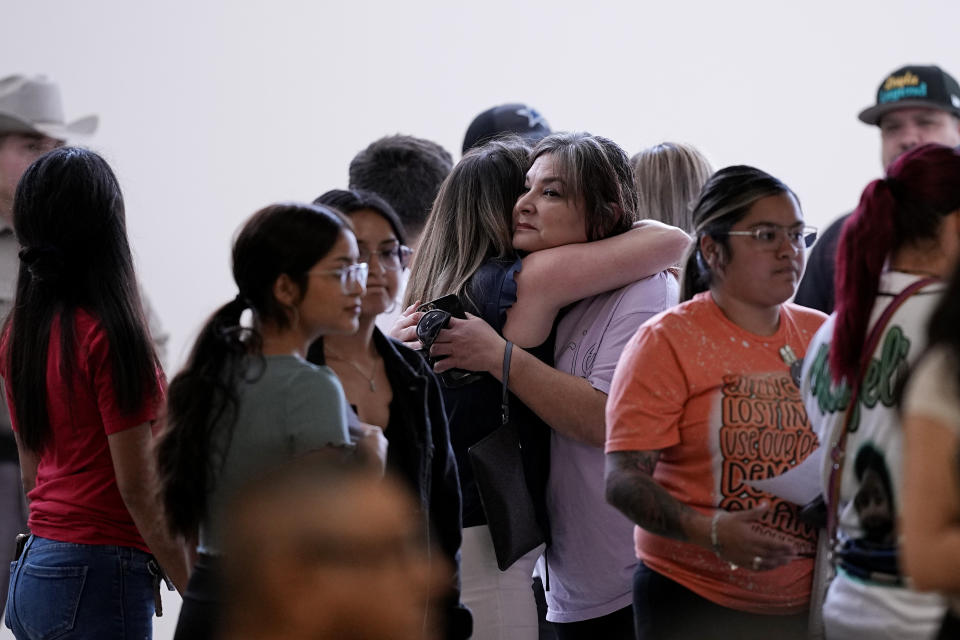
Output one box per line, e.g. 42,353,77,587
467,341,546,571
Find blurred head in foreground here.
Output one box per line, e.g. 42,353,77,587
220,458,447,640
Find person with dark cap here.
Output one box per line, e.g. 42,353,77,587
462,103,551,154
795,64,960,313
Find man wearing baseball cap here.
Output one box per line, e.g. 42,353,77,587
796,64,960,313
461,103,552,154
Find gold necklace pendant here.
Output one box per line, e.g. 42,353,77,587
326,347,377,392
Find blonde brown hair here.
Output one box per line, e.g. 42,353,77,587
631,142,713,233
403,136,530,308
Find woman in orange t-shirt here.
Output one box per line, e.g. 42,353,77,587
604,165,826,639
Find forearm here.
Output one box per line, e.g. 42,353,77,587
903,529,960,592
497,346,607,447
902,415,960,592
506,222,689,348
604,451,709,546
121,485,191,592
110,425,190,591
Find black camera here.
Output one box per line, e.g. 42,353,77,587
416,295,483,388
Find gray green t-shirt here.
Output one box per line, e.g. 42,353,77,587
197,354,350,554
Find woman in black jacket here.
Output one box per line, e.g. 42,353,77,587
306,189,469,640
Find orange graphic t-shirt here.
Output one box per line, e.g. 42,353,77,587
605,292,827,615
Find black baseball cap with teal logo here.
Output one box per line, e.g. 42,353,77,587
859,65,960,125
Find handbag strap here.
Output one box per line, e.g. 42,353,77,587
500,341,513,427
826,276,939,548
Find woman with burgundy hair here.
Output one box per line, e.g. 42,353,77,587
800,143,960,640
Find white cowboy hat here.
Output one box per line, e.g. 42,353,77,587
0,75,98,140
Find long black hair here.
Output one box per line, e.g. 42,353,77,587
156,202,351,536
5,147,160,454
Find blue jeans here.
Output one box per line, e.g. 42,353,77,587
5,535,155,640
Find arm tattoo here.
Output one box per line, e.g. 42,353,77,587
605,450,697,543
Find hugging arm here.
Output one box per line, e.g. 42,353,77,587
430,315,608,446
505,221,689,347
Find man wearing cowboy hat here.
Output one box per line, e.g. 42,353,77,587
0,75,98,221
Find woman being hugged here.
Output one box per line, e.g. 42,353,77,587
604,165,825,639
157,202,378,640
400,135,689,639
801,143,960,640
308,189,470,639
2,148,189,640
424,132,686,638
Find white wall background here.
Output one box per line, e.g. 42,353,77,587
1,1,958,636
3,0,958,372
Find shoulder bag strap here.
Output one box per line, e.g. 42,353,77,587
500,341,513,427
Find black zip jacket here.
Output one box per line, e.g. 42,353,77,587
309,330,471,639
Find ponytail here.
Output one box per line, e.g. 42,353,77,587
679,242,706,302
830,180,897,384
831,143,960,384
156,296,261,536
156,202,349,537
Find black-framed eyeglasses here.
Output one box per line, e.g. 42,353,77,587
358,245,413,271
308,263,369,293
724,225,818,249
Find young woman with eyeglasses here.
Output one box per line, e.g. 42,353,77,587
2,148,189,640
604,165,826,639
801,143,960,640
307,189,471,639
155,202,384,640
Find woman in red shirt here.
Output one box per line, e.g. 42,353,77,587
2,148,189,639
